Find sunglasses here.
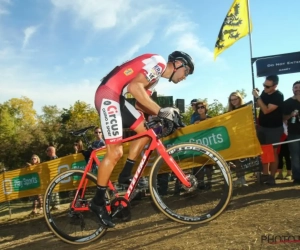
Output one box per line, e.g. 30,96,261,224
183,64,190,76
230,98,239,102
197,106,205,109
31,158,37,160
263,84,275,89
95,131,102,134
74,143,78,146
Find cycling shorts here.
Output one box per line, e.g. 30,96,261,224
95,85,144,144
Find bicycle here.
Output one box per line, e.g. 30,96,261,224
43,115,233,244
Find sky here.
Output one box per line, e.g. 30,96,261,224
1,0,300,114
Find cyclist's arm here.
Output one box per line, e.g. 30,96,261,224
128,73,160,115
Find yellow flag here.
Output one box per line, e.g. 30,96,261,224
214,0,252,60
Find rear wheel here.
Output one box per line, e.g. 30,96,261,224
43,170,108,244
149,143,232,224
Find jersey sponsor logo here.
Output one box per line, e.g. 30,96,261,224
153,65,162,75
146,65,162,82
124,68,134,76
145,72,155,82
102,99,120,137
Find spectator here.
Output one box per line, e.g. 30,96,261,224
276,122,292,180
27,154,43,216
46,146,58,160
228,91,245,111
190,98,200,125
228,92,248,187
283,80,300,185
194,101,211,124
85,127,105,175
74,139,84,153
46,146,59,209
92,127,105,149
25,154,40,167
192,101,212,189
252,75,284,185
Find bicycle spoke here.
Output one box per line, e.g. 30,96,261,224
150,143,232,224
44,170,107,244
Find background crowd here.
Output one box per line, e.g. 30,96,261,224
189,75,300,187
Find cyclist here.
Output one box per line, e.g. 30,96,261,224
90,51,195,227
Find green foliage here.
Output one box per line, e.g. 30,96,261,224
3,96,37,129
0,97,39,170
0,98,100,170
0,93,240,170
181,106,194,125
207,99,227,117
237,89,247,99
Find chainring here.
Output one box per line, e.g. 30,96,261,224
110,197,131,222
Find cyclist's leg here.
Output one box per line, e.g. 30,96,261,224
91,85,124,228
127,121,150,159
118,121,150,185
97,143,123,187
118,100,150,183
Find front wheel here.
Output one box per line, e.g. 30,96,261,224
43,170,108,245
149,143,232,224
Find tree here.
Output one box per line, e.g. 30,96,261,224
207,99,227,117
58,101,100,156
0,104,16,141
62,101,99,129
181,106,194,125
3,96,37,129
0,98,102,169
0,97,38,170
236,88,247,99
39,105,63,144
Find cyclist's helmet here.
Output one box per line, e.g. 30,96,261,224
168,51,194,74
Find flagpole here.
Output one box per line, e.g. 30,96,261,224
246,0,258,120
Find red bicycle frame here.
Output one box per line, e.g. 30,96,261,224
70,128,191,212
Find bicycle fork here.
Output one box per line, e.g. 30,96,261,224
156,141,192,189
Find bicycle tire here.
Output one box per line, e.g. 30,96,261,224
149,143,232,224
43,170,108,244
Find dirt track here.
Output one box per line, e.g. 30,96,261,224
1,180,300,250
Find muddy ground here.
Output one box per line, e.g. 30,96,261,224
1,178,300,250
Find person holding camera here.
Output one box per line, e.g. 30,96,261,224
283,81,300,185
252,75,284,185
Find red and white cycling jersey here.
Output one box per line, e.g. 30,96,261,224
95,53,167,144
100,53,166,96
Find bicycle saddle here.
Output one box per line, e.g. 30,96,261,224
69,125,96,136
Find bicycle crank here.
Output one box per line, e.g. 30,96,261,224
110,197,131,222
68,211,86,230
